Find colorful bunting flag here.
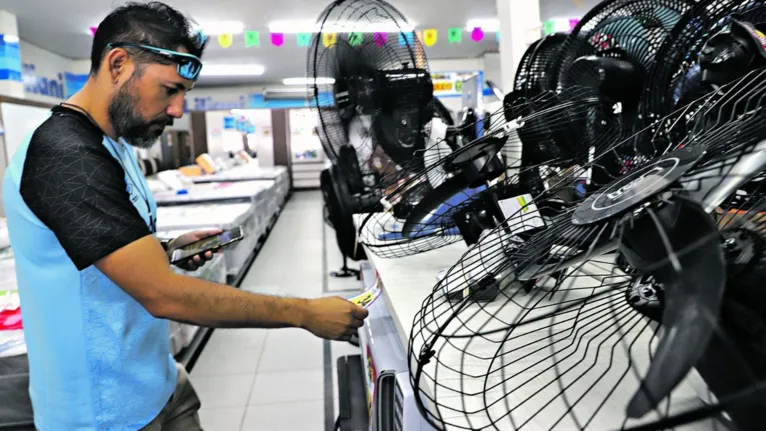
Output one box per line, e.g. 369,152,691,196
89,26,98,37
271,33,284,47
543,21,555,35
398,32,414,46
569,18,581,30
374,32,388,46
423,29,438,47
448,28,462,44
297,33,311,47
471,27,485,42
323,32,337,48
245,31,260,47
349,32,363,46
218,33,233,48
197,24,503,49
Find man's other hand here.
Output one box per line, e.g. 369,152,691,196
301,297,369,341
167,229,223,272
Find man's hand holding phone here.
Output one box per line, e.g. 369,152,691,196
166,229,223,271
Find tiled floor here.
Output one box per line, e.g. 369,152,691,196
191,191,363,431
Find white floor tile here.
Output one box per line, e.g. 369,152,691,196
191,345,262,377
193,373,256,409
249,369,324,405
241,401,324,431
199,407,245,431
205,328,269,350
257,328,323,372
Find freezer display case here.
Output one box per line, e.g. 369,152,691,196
156,202,259,277
190,165,289,207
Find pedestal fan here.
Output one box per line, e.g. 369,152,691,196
308,0,437,277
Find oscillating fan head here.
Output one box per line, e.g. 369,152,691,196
567,54,646,113
699,18,766,88
307,0,433,168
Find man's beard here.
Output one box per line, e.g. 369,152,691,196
108,76,173,149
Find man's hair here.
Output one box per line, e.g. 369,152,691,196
90,1,208,75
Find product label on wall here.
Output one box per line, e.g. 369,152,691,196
187,95,248,112
22,64,88,100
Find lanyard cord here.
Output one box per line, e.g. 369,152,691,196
59,103,156,233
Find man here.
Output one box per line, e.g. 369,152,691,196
2,2,368,430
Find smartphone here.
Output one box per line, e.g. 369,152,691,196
170,227,244,264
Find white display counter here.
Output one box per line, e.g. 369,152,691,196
355,213,720,431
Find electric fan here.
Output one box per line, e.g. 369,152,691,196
514,33,569,97
408,54,766,431
638,0,766,130
307,0,441,275
357,0,695,260
308,0,434,173
351,32,575,260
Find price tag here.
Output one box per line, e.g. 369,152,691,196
348,284,381,309
498,194,545,233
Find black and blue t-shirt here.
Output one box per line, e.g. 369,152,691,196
3,105,175,430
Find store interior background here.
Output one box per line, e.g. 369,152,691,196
0,0,600,195
0,0,607,429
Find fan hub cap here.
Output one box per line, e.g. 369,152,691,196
571,147,702,225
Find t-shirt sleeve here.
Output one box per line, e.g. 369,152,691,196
20,128,152,271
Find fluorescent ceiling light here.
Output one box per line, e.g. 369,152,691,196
283,77,335,86
2,35,19,43
200,64,265,76
465,19,499,32
196,21,245,35
268,20,415,34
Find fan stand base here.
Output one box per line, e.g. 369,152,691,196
331,267,361,279
331,257,361,280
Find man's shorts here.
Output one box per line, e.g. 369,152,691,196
141,362,202,431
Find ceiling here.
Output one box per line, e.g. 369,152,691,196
2,0,596,86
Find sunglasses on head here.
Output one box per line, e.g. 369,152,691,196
107,42,203,80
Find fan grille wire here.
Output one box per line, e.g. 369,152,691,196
552,0,693,93
356,86,624,259
408,67,766,431
308,0,431,170
643,1,766,121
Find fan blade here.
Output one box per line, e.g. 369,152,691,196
620,198,726,418
401,175,474,238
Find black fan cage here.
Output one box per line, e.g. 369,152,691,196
643,0,766,120
513,33,569,98
408,66,766,431
307,0,433,169
550,0,694,116
356,85,625,259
